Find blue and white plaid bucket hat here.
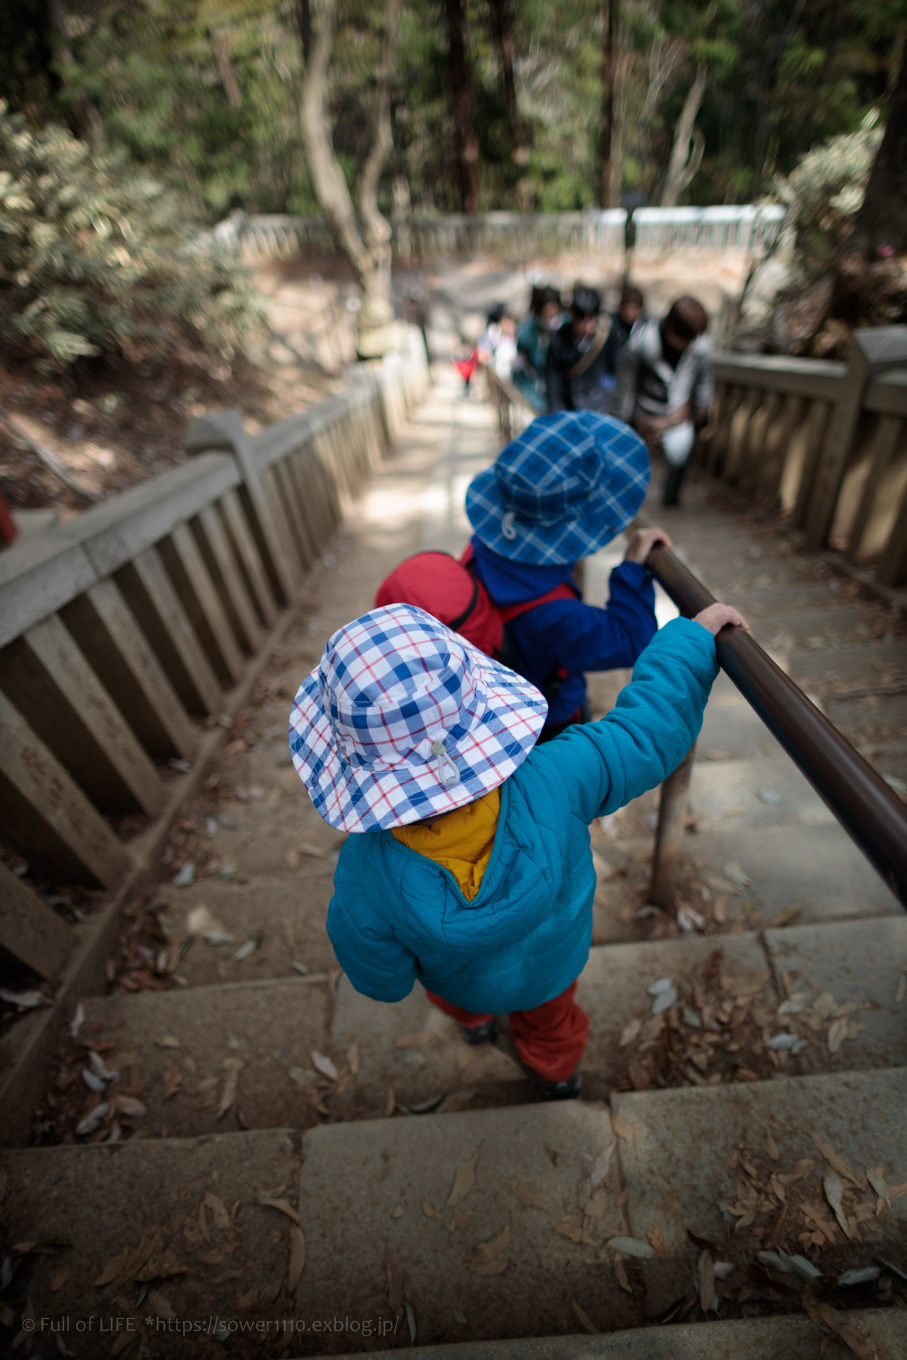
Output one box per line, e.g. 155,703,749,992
465,411,649,565
289,604,548,832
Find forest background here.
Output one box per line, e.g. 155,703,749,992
3,0,905,218
0,0,905,510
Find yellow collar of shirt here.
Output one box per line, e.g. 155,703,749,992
391,788,501,901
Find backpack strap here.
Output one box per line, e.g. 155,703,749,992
497,580,579,623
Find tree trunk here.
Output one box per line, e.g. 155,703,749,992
660,64,707,207
488,0,529,206
356,0,400,315
44,0,102,145
852,48,907,254
443,0,479,214
600,0,620,208
297,0,393,334
211,27,242,111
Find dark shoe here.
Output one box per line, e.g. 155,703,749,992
536,1068,583,1101
458,1018,499,1046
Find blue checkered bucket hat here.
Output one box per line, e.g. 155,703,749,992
289,605,548,833
465,411,650,565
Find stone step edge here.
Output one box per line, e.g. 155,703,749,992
332,1308,906,1360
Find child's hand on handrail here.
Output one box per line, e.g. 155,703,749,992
693,603,749,636
624,526,673,563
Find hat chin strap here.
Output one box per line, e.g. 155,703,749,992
431,739,460,788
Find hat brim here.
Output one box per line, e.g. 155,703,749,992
466,415,649,565
289,641,548,833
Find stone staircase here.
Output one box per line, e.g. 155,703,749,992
2,370,906,1359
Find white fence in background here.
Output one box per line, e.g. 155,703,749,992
204,204,786,263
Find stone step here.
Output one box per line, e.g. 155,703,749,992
748,605,879,649
825,692,907,765
764,917,907,1076
771,642,907,698
155,875,336,986
0,1129,300,1359
67,978,332,1140
611,1067,907,1317
688,755,833,832
677,823,901,924
295,1070,907,1353
345,1311,907,1360
323,919,905,1120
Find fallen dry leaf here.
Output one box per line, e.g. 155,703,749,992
288,1225,306,1291
347,1043,361,1077
260,1197,301,1226
697,1248,716,1313
310,1051,338,1082
590,1141,614,1187
571,1299,599,1334
612,1115,637,1144
469,1259,509,1276
393,1031,437,1049
823,1168,853,1240
866,1167,891,1209
95,1245,129,1287
470,1224,510,1265
509,1182,546,1210
811,1134,858,1185
724,970,770,1001
203,1192,230,1233
385,1087,396,1118
422,1200,444,1220
217,1067,239,1119
584,1186,609,1220
613,1254,633,1294
447,1150,480,1208
162,1066,182,1100
826,1016,849,1055
554,1215,585,1244
619,1018,642,1047
51,1260,71,1291
386,1248,404,1319
802,1296,879,1359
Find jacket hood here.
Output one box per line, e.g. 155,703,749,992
470,536,576,606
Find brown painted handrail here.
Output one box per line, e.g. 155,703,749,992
647,543,907,908
486,365,907,909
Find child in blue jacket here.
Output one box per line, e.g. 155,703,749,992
289,599,747,1100
465,410,672,739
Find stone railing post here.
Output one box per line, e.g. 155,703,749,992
803,328,907,551
185,409,295,605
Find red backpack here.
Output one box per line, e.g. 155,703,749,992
374,549,578,659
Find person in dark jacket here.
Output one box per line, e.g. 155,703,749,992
546,286,612,413
601,283,644,384
512,285,563,412
465,410,672,739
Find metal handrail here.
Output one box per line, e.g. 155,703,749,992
484,367,907,909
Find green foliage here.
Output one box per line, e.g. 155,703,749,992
0,103,262,373
0,0,903,222
773,112,883,260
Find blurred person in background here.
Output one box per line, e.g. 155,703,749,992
546,286,611,413
601,283,645,388
610,295,713,508
511,284,563,411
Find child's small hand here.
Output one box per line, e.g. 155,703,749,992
624,527,673,563
693,603,749,636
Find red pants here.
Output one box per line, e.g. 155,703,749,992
426,981,588,1083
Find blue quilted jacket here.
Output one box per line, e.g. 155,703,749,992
326,618,717,1014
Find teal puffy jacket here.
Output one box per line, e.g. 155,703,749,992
326,617,718,1014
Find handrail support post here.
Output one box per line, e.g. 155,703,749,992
649,744,696,910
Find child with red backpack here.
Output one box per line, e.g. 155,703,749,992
376,411,671,741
